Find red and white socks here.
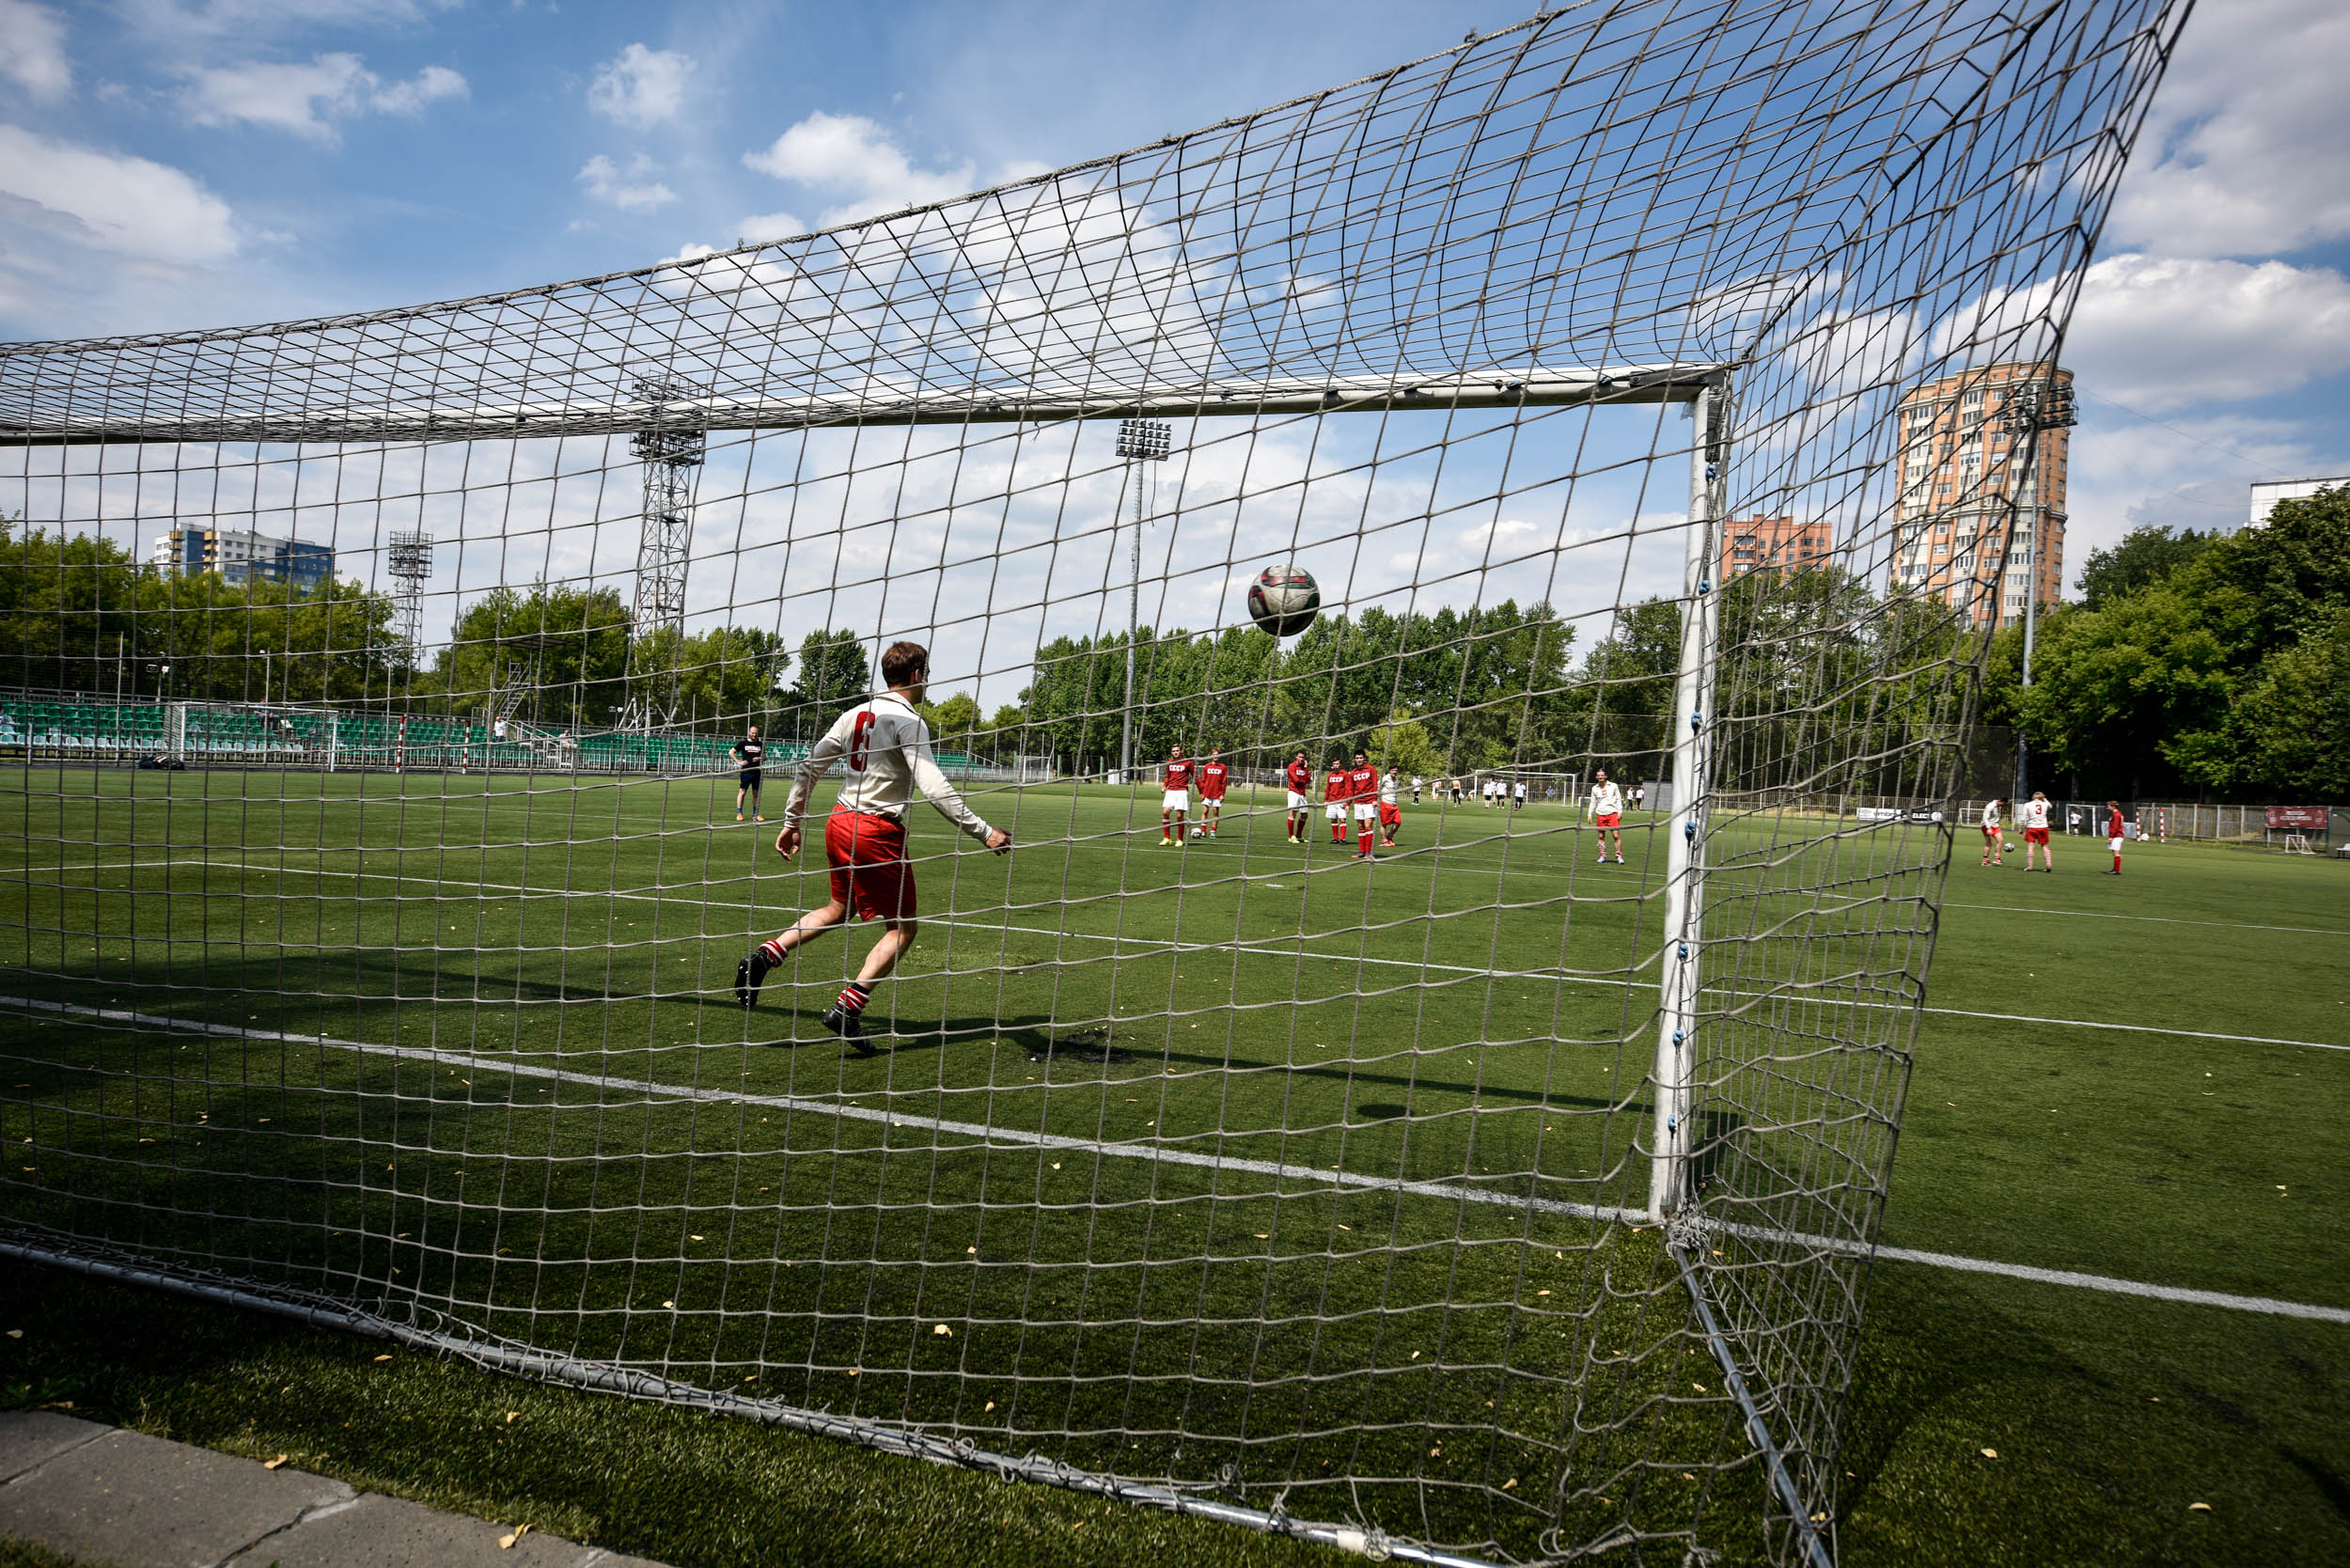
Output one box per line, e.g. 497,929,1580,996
835,980,871,1018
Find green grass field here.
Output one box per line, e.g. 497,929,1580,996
0,763,2343,1566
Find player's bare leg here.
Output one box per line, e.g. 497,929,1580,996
1204,802,1220,836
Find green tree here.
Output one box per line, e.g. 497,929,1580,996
778,629,871,741
2075,525,2216,608
438,583,633,728
674,624,791,732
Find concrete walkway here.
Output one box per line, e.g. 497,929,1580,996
0,1410,670,1568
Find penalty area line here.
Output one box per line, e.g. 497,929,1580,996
2,994,2345,1327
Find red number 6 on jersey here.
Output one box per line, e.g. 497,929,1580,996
846,710,874,772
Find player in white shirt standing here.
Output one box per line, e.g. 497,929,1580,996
1979,797,2004,866
734,642,1011,1050
2018,790,2054,871
1587,769,1625,864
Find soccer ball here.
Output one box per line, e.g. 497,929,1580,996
2002,841,2014,853
1190,826,1208,839
1246,563,1321,636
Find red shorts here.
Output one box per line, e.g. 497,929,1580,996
1594,813,1622,828
1378,803,1401,827
824,809,915,921
2025,826,2049,845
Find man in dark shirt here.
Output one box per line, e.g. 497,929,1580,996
732,726,767,823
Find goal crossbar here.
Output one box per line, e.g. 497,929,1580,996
0,364,1718,448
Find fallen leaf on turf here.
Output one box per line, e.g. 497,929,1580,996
933,1324,953,1336
1255,1233,1270,1240
662,1301,675,1309
4,1330,19,1339
264,1455,289,1469
1502,1479,1517,1490
506,1412,519,1423
497,1524,530,1548
985,1402,995,1412
2188,1502,2212,1513
1981,1449,1998,1460
373,1355,392,1363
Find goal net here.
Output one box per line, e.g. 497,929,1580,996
0,2,2183,1561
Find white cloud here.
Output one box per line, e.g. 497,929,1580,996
576,153,676,212
0,124,237,262
736,211,807,243
180,52,466,141
2063,254,2350,414
586,42,694,130
2107,0,2350,257
0,0,70,102
743,112,979,227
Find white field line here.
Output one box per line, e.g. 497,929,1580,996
1939,901,2347,938
4,992,2344,1328
25,855,2350,1056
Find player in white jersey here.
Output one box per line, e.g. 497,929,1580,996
733,641,1011,1049
2018,791,2054,871
1587,770,1625,863
1979,797,2004,866
1376,764,1403,846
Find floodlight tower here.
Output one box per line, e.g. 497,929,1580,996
385,530,432,691
628,375,706,729
1999,372,2076,805
1114,417,1171,783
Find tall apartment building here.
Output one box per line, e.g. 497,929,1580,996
151,526,334,591
1719,515,1831,580
1888,363,2070,629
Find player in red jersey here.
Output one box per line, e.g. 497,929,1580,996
1346,749,1380,857
1322,757,1350,844
1198,749,1230,836
1282,750,1313,842
1159,744,1196,845
2105,799,2125,874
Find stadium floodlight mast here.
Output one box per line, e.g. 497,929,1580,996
625,375,707,731
1999,373,2077,805
384,531,433,697
1114,417,1171,784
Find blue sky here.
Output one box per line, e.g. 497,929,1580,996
3,0,2347,597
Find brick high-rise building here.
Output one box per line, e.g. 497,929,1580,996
1719,515,1831,581
1888,363,2070,629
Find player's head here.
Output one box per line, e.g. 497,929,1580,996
2106,798,2119,809
1594,768,1608,783
1209,748,1220,761
1293,750,1307,762
747,725,760,739
881,640,931,699
2031,790,2046,801
1353,749,1368,765
1170,742,1185,759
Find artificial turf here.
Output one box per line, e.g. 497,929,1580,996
0,764,2343,1563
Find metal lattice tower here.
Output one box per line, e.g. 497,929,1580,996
385,530,432,680
627,377,705,729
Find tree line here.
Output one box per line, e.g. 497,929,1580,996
9,499,2337,802
1982,487,2349,802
